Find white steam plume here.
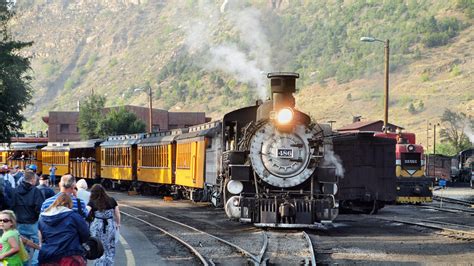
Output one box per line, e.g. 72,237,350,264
183,0,271,99
323,145,345,178
465,125,474,144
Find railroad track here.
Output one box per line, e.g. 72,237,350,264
120,204,262,265
120,203,317,265
418,204,474,216
258,230,316,266
433,195,474,207
373,216,474,241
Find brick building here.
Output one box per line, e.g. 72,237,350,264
42,105,209,142
337,120,403,133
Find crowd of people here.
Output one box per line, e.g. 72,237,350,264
0,164,121,266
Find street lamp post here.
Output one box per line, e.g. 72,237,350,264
360,36,390,133
433,122,440,155
134,86,153,133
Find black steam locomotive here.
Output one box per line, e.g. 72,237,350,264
221,73,339,227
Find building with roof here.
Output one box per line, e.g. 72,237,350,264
337,120,404,133
42,105,209,142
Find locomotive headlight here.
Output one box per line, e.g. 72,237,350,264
276,108,294,125
227,180,243,194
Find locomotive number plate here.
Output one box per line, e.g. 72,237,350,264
277,149,293,158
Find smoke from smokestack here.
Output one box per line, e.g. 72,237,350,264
183,0,271,99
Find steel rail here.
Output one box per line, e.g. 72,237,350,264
120,203,262,264
120,211,209,266
419,205,474,216
374,216,474,241
433,195,474,207
303,232,316,266
256,231,269,264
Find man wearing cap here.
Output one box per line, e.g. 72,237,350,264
11,165,24,187
11,170,45,266
37,175,55,199
40,174,89,219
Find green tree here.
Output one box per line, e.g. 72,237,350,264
100,107,146,137
78,92,106,139
439,109,473,153
0,1,33,142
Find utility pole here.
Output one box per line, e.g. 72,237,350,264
148,85,153,133
426,121,431,176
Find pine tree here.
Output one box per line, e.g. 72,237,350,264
0,1,33,142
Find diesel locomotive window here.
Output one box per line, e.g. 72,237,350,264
142,145,169,168
401,152,421,168
176,143,191,169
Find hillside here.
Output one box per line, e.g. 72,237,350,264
10,0,474,149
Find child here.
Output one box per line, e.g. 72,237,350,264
0,210,22,266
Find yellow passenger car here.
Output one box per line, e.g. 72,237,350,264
100,134,144,182
174,122,220,189
68,139,102,180
42,143,70,176
0,145,8,165
7,143,46,171
137,132,176,184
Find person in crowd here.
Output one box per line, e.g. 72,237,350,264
0,210,23,265
41,174,88,219
2,165,16,189
87,184,121,266
11,170,45,266
37,175,55,200
1,165,15,210
26,164,39,185
11,166,24,187
38,193,89,265
75,179,90,205
48,165,57,188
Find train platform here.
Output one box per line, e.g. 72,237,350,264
87,223,164,266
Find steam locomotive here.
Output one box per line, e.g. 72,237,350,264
221,73,339,227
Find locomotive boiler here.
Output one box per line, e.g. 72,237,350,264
222,73,339,227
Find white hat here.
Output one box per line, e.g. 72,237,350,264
76,179,88,190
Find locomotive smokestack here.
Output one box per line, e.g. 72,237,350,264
267,72,299,111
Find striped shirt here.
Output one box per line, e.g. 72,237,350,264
40,192,89,218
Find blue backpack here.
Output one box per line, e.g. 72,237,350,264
0,175,13,210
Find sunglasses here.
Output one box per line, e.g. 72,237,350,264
0,219,11,223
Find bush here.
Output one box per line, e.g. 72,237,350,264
451,65,462,77
421,73,430,82
408,103,417,114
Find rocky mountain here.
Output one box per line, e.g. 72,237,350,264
11,0,474,149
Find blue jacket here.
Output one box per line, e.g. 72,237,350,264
11,181,45,224
38,207,90,263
